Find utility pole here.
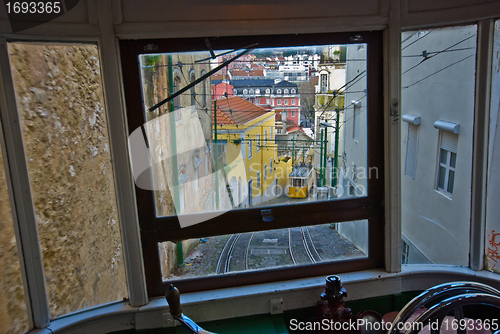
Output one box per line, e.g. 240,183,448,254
319,129,324,187
168,55,183,267
214,100,219,210
323,127,327,187
333,109,340,187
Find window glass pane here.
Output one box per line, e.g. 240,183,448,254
437,166,446,190
135,43,368,223
450,152,457,168
159,220,367,279
485,19,500,273
8,43,127,318
440,149,447,164
401,25,476,266
0,128,28,333
447,170,455,194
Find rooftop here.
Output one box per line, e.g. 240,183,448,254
213,96,271,125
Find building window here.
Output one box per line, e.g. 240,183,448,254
174,76,182,121
257,171,261,188
201,70,207,108
353,104,360,142
249,89,254,94
291,89,296,94
264,130,268,146
234,89,237,95
284,89,289,94
264,164,267,180
277,99,282,105
266,88,270,94
243,89,248,94
292,99,296,105
190,71,196,109
321,73,328,93
277,89,282,94
270,158,273,174
248,138,252,159
292,110,295,117
266,98,271,104
436,131,458,196
217,142,227,165
404,123,419,178
256,89,260,95
285,99,288,105
256,134,261,152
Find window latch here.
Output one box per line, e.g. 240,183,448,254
261,209,274,222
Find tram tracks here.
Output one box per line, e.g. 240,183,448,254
216,227,322,274
288,227,322,264
216,232,253,274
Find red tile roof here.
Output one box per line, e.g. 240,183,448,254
213,97,271,125
286,125,305,133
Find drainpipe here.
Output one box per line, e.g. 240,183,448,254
333,109,339,187
323,127,328,187
168,55,183,267
319,129,323,187
214,100,219,210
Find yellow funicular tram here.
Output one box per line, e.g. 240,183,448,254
288,163,314,198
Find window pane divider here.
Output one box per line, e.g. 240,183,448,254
470,18,494,271
0,37,50,329
96,0,149,307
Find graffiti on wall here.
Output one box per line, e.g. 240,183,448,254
486,230,500,269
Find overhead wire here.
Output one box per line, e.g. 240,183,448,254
402,54,475,89
402,34,476,76
401,31,432,51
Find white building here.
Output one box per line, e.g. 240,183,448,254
400,25,478,266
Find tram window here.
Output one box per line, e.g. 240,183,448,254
120,31,384,296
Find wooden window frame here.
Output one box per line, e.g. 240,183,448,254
119,31,385,298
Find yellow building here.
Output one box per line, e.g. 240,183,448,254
213,97,281,207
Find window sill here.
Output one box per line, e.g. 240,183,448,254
434,189,453,200
33,265,500,334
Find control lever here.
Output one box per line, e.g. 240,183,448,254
165,284,216,334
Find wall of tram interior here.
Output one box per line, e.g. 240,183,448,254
1,0,500,333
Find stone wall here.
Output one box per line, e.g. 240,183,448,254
2,43,127,322
0,149,28,334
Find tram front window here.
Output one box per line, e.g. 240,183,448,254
121,31,383,296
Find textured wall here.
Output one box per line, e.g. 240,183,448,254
7,43,127,319
0,148,28,334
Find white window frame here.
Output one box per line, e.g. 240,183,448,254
264,163,267,180
256,134,261,152
436,131,458,196
270,158,273,174
264,129,267,146
292,99,296,105
277,99,282,105
256,171,261,188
